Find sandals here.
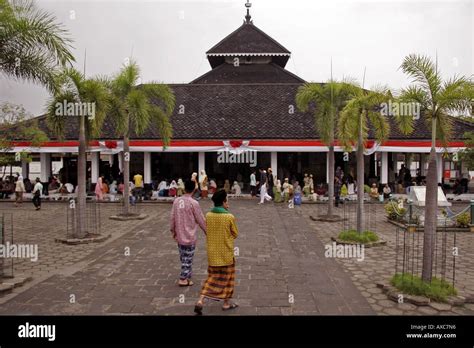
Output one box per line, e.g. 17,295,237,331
222,303,239,311
194,303,203,316
178,279,194,287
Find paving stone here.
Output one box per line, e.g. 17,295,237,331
1,201,473,316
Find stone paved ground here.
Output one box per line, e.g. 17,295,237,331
301,202,474,315
0,199,473,315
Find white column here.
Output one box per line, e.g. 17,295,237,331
118,153,123,172
381,152,388,184
271,152,278,180
198,152,205,175
40,153,51,182
436,153,443,183
91,152,99,184
393,153,398,180
21,159,29,180
144,152,151,184
420,153,427,176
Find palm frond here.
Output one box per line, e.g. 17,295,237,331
400,54,442,102
126,89,150,135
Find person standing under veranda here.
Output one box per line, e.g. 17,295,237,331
334,176,342,207
258,169,272,204
95,176,104,201
250,170,257,197
194,190,239,315
32,178,43,211
170,180,207,287
14,175,25,207
267,168,275,199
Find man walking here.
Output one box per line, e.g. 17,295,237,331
170,180,207,287
267,168,275,198
32,177,43,210
258,169,272,204
250,170,257,197
194,189,239,315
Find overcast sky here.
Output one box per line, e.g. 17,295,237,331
0,0,472,115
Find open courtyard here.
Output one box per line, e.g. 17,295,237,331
1,199,473,316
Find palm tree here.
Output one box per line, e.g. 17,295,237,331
46,68,108,238
108,61,174,216
296,80,358,217
0,0,75,91
338,85,392,233
399,54,473,282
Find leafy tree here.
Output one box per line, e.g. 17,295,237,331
108,61,174,216
399,54,473,282
0,0,75,91
46,69,108,238
296,80,358,217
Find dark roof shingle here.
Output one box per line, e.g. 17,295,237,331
26,84,474,142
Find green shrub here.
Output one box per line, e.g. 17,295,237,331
384,202,406,220
338,230,379,244
391,273,457,303
456,212,470,228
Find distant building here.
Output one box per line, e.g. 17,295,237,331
4,3,474,190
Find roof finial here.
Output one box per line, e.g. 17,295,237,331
244,0,252,24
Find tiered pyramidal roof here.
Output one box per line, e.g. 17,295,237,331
192,2,303,84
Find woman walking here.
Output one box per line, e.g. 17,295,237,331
95,176,104,201
194,189,239,315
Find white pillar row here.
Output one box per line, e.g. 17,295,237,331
198,152,205,176
436,153,443,183
271,152,278,181
381,152,388,184
39,153,51,182
91,152,100,184
144,152,152,184
21,159,29,179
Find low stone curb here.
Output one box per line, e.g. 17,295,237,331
330,237,387,248
310,215,346,222
386,219,472,232
55,234,111,245
109,213,149,221
0,275,33,295
377,281,467,308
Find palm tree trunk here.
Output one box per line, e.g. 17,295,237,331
327,146,335,216
76,115,87,238
422,120,438,282
122,115,130,216
356,115,365,234
356,144,365,233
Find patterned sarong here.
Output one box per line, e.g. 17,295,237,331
200,262,235,300
178,244,195,280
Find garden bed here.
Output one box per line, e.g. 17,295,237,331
330,230,387,248
386,218,472,232
377,274,473,308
